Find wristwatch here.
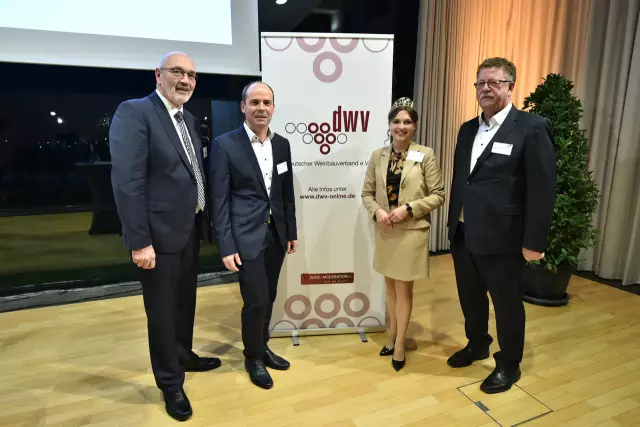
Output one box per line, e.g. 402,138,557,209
405,203,413,217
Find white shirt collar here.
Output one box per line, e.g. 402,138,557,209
156,89,183,117
243,122,274,142
479,103,512,127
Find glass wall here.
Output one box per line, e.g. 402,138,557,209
0,62,254,295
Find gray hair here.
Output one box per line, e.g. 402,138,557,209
157,51,191,69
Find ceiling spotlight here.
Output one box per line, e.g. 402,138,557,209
276,0,287,4
50,111,56,116
57,117,63,124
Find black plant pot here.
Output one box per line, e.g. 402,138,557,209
522,262,575,306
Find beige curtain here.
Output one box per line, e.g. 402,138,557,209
413,0,591,251
579,0,640,286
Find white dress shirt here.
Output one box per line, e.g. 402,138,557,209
244,122,274,196
461,103,512,222
470,103,513,172
155,89,195,164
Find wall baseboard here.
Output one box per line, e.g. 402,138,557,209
0,271,238,313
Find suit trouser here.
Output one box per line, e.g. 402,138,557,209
238,220,286,360
450,222,525,368
138,215,200,392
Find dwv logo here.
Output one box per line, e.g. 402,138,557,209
285,106,371,155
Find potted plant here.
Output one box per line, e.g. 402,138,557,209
521,74,600,306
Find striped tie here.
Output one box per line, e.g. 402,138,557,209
174,111,205,212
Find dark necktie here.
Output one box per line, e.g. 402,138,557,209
174,111,205,211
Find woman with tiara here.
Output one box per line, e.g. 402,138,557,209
361,97,445,371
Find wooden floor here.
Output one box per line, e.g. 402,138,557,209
1,254,640,427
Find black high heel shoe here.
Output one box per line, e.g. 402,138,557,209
379,346,394,356
392,351,405,371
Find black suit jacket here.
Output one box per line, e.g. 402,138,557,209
109,91,206,253
447,106,556,254
209,126,297,261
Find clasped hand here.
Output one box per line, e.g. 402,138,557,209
376,206,409,226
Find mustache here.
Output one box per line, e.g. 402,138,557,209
175,85,191,91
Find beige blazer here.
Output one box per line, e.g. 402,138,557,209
361,143,445,230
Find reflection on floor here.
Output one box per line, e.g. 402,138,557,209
0,212,220,293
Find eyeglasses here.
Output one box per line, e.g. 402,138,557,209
161,67,197,81
474,80,512,89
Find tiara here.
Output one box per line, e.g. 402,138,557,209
392,97,414,109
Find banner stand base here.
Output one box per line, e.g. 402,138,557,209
270,326,386,346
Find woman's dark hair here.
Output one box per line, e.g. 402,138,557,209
385,106,419,145
388,106,419,123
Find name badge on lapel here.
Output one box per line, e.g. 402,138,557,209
407,150,425,162
277,162,288,175
491,142,513,156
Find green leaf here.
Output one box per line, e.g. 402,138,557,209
523,73,600,265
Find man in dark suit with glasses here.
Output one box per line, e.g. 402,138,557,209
447,57,556,394
110,51,220,422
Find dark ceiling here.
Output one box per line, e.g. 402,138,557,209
257,0,422,99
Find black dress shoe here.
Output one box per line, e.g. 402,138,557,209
263,347,290,370
379,346,394,356
245,359,273,389
181,356,222,372
162,388,192,422
392,352,405,372
480,366,521,394
447,338,493,368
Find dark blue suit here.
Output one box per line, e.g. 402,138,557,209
210,126,297,359
110,91,206,392
447,106,556,368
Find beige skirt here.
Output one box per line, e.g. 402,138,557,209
373,224,430,281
